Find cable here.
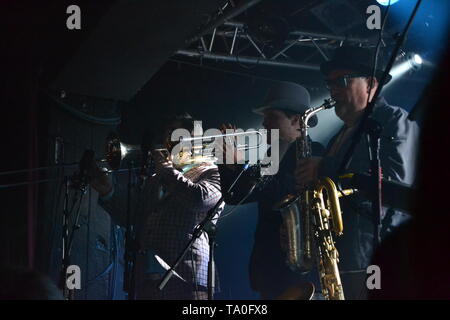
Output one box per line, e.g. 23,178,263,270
48,166,66,283
67,191,81,220
0,178,61,189
0,167,141,190
190,248,200,300
0,163,78,177
218,162,273,220
366,0,392,109
67,191,85,258
87,263,114,286
45,91,121,126
218,182,258,220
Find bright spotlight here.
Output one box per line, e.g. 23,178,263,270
390,61,411,79
385,52,423,87
376,0,400,6
413,54,423,66
408,53,423,70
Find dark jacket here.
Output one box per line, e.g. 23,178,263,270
98,163,223,298
319,97,419,271
218,141,325,298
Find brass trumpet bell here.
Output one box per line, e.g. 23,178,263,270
105,132,144,170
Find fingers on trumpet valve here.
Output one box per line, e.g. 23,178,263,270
219,123,237,146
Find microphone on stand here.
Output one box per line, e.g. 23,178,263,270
248,161,275,192
70,150,96,192
226,162,270,201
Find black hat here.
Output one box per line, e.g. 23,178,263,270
320,46,392,84
253,81,318,127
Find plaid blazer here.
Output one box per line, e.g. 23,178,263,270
99,162,223,297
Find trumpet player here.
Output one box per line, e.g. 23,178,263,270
87,112,223,300
218,81,325,299
295,46,420,299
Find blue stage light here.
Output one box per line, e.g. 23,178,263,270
376,0,399,6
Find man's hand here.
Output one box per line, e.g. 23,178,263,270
151,149,173,172
295,157,323,191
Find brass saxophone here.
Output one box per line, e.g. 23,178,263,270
311,177,354,300
274,98,352,300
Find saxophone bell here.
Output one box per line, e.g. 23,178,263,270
312,177,354,300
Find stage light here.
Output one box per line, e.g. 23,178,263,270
389,61,410,79
386,52,423,87
376,0,399,6
412,54,423,67
405,52,423,71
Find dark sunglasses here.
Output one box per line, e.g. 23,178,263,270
325,75,368,89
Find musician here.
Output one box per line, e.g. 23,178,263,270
295,46,420,299
88,113,223,300
218,82,325,299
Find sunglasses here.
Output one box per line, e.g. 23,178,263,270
325,75,368,89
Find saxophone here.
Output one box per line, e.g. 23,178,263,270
311,177,354,300
273,98,351,300
273,98,336,273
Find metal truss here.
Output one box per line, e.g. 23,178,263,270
174,0,385,71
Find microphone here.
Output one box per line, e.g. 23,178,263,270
226,163,251,194
70,150,95,192
236,162,271,195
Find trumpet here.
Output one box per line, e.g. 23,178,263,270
102,133,150,171
179,130,264,151
103,130,264,170
103,133,140,171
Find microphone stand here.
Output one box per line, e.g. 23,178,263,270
338,0,423,173
59,167,88,300
123,161,137,300
157,195,224,300
206,222,217,300
365,118,383,248
60,177,74,300
158,164,254,299
58,149,144,300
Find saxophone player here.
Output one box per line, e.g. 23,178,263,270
218,81,325,299
295,46,420,299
